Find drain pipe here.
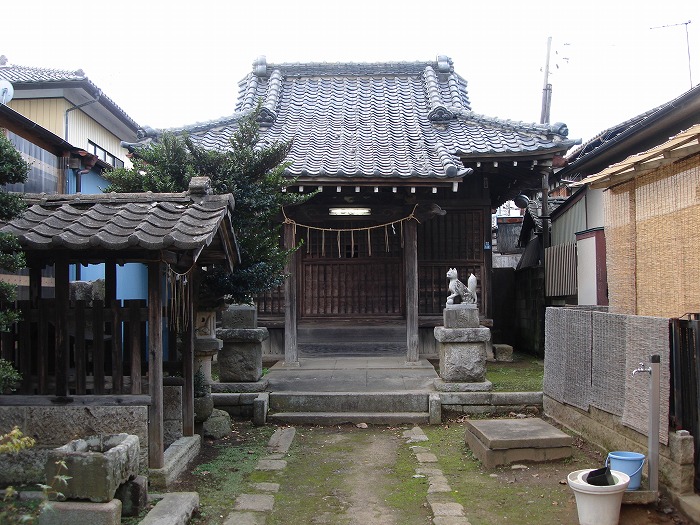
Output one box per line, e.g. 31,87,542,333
64,89,102,141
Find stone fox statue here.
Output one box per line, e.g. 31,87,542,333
446,268,477,306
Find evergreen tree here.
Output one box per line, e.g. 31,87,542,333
104,106,306,304
0,133,29,331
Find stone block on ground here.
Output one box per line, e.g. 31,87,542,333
203,409,232,439
139,492,199,525
114,474,147,517
37,499,122,525
46,433,139,503
493,344,513,362
464,418,572,468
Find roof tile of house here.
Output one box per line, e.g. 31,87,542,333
173,56,575,181
0,185,235,256
0,56,139,130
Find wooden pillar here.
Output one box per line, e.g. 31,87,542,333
54,258,70,397
147,261,164,469
105,260,117,304
182,269,195,437
404,219,419,362
283,223,298,364
29,266,42,308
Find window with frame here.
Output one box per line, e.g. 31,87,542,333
87,141,124,168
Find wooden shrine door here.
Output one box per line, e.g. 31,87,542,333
299,224,404,318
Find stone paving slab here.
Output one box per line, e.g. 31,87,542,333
139,492,199,525
432,516,472,525
416,452,438,463
234,493,275,512
256,459,287,470
251,482,280,493
223,511,267,525
428,500,466,517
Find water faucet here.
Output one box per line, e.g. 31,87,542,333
632,362,651,376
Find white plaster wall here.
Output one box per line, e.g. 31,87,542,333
577,236,598,305
586,188,605,229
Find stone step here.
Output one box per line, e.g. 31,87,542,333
269,411,430,425
269,391,429,413
297,325,405,343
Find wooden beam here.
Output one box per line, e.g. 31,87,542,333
283,223,298,364
404,219,419,362
147,262,164,469
0,395,151,406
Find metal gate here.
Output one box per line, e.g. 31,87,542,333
670,314,700,491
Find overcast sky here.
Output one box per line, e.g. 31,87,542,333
2,1,698,144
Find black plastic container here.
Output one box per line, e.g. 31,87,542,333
585,466,615,486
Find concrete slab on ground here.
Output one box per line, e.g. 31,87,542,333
266,357,438,392
464,418,573,469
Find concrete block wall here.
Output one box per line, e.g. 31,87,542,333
544,396,695,496
0,405,148,484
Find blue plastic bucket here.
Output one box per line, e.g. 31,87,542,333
606,451,645,490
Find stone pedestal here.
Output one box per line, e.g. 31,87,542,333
217,328,269,381
194,310,223,384
434,304,492,392
216,304,269,383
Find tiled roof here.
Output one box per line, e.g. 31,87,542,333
174,56,575,182
0,178,237,268
0,56,140,131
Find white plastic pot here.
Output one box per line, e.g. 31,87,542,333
567,468,630,525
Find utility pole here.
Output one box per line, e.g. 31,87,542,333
540,36,553,125
540,37,551,260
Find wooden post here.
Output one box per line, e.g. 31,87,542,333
54,258,70,396
147,262,164,469
405,219,419,362
105,260,117,305
283,223,298,364
182,270,195,437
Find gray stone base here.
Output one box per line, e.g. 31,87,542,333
464,418,572,468
434,379,493,392
37,499,121,525
115,475,147,517
493,344,513,362
212,379,270,393
148,435,201,491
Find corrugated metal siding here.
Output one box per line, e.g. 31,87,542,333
545,241,577,297
551,197,587,245
8,98,67,137
8,99,129,166
70,111,126,161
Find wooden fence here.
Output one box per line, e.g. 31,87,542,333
0,299,149,396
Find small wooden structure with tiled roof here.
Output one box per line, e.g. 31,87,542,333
0,177,238,468
128,55,578,362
